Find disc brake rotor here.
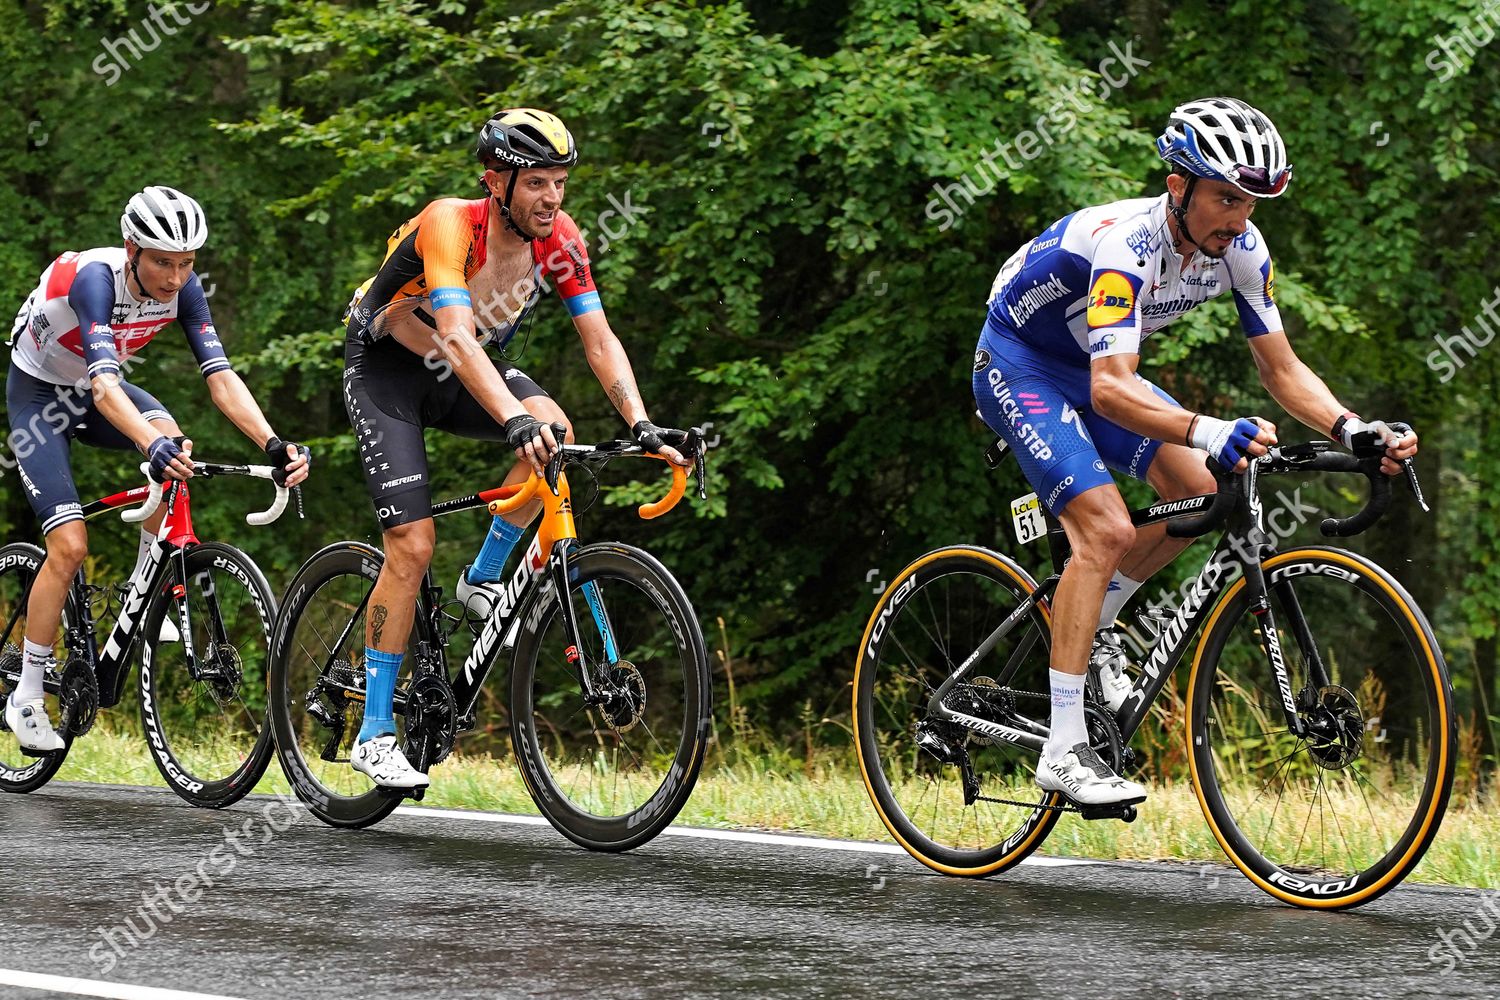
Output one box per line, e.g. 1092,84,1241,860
1304,684,1363,769
600,660,646,732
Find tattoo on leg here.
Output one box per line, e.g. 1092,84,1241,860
607,378,636,410
371,604,388,648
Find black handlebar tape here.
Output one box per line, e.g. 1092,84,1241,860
1166,459,1239,539
1320,468,1392,537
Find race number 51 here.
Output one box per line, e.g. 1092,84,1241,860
1010,492,1044,545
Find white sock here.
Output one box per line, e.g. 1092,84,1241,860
1097,570,1144,631
1045,668,1087,758
15,639,53,704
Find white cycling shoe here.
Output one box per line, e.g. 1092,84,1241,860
1091,630,1134,713
1036,742,1146,807
5,697,65,753
454,565,501,619
351,734,429,789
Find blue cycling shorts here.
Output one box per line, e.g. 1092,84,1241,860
971,325,1180,515
5,366,174,535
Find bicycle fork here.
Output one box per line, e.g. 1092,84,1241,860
1241,558,1327,740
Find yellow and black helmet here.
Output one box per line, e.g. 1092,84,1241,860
476,108,578,170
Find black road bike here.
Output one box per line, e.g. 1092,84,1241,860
269,436,712,851
0,462,291,807
855,432,1453,909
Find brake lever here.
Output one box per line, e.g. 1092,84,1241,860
683,426,708,500
544,422,567,496
1402,458,1429,513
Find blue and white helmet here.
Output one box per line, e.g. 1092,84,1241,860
1156,97,1292,198
121,186,208,252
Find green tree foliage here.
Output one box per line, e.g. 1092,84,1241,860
2,0,1496,756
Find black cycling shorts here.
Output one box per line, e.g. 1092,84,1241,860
343,333,551,529
5,365,174,535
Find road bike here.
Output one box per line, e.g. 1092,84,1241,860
0,460,292,807
268,433,712,851
854,430,1453,909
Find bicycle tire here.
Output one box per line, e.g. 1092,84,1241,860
855,545,1062,876
1187,545,1455,909
268,541,408,829
0,543,79,793
510,542,711,851
139,542,277,808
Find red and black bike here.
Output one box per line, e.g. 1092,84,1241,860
0,460,293,807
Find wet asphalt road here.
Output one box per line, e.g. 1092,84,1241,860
1,782,1497,1000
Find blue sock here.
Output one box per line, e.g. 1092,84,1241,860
469,516,523,584
358,647,403,742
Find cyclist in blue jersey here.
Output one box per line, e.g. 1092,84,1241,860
971,97,1419,806
3,186,310,752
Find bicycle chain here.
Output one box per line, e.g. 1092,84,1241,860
944,682,1126,814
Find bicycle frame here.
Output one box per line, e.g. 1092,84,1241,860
926,459,1323,749
314,446,696,730
1,463,287,709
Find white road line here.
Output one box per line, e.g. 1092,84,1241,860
0,969,247,1000
389,805,1099,867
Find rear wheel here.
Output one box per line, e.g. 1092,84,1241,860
268,542,414,829
0,543,78,793
855,546,1063,877
1188,546,1455,909
139,542,277,808
510,543,710,851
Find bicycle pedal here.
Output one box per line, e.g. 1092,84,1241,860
1077,800,1142,823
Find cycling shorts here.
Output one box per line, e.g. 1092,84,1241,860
343,333,550,529
5,365,173,535
971,325,1179,515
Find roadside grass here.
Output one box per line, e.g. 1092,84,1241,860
50,727,1496,888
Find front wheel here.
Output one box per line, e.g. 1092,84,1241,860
139,542,278,808
1187,546,1455,909
510,543,710,851
267,542,413,829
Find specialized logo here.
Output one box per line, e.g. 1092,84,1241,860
973,348,990,373
1087,270,1140,329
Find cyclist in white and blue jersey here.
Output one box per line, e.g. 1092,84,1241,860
972,97,1420,806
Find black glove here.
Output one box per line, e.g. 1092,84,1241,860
504,414,546,451
264,436,311,480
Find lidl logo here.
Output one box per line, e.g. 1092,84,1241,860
1087,270,1140,329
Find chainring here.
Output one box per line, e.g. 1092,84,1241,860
58,658,99,739
403,673,457,770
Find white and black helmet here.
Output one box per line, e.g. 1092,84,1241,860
120,186,208,252
1156,97,1292,198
